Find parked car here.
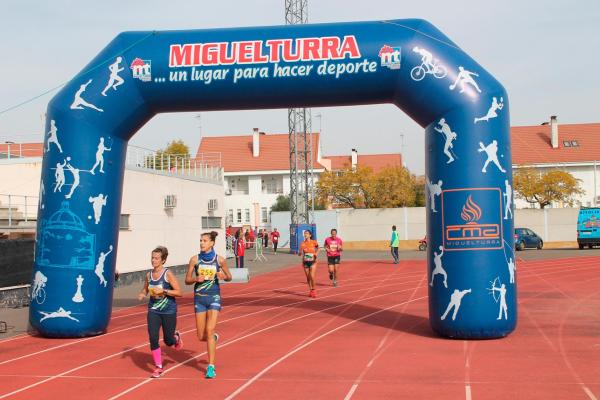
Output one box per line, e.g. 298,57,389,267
577,207,600,249
418,236,427,251
514,228,543,251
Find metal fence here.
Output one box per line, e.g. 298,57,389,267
0,143,43,159
125,145,223,183
0,194,39,229
0,142,223,183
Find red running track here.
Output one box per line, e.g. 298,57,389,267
1,257,600,400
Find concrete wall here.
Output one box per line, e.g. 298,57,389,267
272,207,580,250
118,167,225,273
270,210,339,247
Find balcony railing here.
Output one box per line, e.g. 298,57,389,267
125,145,223,183
0,194,39,230
0,142,223,184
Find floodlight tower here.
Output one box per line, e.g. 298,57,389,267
285,0,314,226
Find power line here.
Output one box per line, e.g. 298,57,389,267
0,31,156,117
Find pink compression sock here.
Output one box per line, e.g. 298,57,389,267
151,348,162,367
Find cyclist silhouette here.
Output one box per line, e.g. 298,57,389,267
31,271,48,304
411,46,447,81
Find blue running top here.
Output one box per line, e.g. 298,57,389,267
195,253,221,296
148,268,177,314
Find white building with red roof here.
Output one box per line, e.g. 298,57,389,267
196,129,403,228
512,117,600,208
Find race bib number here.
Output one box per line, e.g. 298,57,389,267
303,253,315,262
329,243,338,251
148,283,163,296
198,266,217,280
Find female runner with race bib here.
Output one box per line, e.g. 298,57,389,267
185,231,232,379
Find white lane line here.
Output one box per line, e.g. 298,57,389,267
0,279,420,399
342,272,428,400
108,288,426,400
0,272,417,367
224,295,428,400
343,384,359,400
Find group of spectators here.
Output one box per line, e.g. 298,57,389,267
226,225,281,268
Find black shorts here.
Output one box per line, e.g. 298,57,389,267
327,256,341,265
303,260,316,268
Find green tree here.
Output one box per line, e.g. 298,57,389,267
271,195,290,212
317,165,418,208
146,139,191,170
513,167,584,208
164,139,190,156
373,166,418,207
413,175,426,207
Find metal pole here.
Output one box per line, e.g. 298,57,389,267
8,195,12,227
594,160,597,207
24,195,28,222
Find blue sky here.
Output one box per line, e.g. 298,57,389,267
1,0,599,174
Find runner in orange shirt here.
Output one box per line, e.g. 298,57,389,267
298,230,319,298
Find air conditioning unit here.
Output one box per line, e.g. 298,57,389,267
164,194,177,209
208,199,218,211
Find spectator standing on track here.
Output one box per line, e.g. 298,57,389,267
185,231,232,379
271,228,280,254
137,246,183,379
324,229,343,287
234,230,245,268
263,228,269,249
257,229,264,249
390,225,400,264
299,230,320,298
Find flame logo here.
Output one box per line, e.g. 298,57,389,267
460,195,482,223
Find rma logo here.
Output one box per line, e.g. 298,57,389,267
442,188,503,251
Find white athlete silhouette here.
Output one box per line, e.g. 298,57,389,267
46,120,63,153
449,66,481,94
101,57,125,96
507,257,516,284
39,307,80,323
474,97,504,123
90,137,112,175
53,160,67,193
39,181,45,209
490,282,508,320
410,46,447,81
413,46,433,68
65,157,81,199
95,245,114,287
89,193,108,224
433,118,458,164
430,245,448,288
31,271,48,303
426,178,443,213
503,179,513,220
478,140,506,173
70,79,104,112
441,288,472,321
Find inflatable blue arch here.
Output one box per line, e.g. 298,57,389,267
32,19,516,338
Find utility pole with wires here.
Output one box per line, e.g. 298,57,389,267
285,0,314,226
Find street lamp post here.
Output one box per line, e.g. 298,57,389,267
4,141,15,160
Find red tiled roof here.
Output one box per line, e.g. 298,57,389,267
511,123,600,165
0,143,43,158
324,153,402,173
197,132,323,173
